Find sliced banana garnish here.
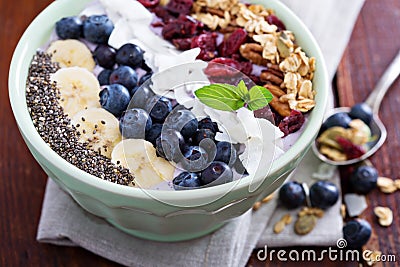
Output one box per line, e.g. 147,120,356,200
72,108,121,158
51,66,101,117
111,139,175,189
47,39,96,71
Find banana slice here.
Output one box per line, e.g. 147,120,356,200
47,39,96,71
51,66,101,117
71,108,121,158
111,139,175,189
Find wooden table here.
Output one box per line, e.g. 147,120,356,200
1,0,399,266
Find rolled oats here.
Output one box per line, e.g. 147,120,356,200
374,206,393,227
273,220,286,234
377,177,398,193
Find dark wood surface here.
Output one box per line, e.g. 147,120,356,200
1,0,399,266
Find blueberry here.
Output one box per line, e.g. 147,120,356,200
115,43,144,68
320,112,352,133
200,161,233,186
349,103,373,125
83,15,114,44
349,165,378,194
109,65,138,91
99,84,130,117
173,172,201,190
214,141,237,166
145,96,172,122
93,45,116,69
309,181,339,209
55,16,83,39
138,72,153,86
156,129,185,162
130,85,155,109
278,181,305,209
180,145,210,172
198,117,219,133
343,219,372,248
145,123,163,146
97,69,112,86
193,129,215,145
119,108,152,139
164,110,198,139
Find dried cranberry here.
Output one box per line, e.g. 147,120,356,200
278,110,305,136
162,16,199,40
238,61,252,76
219,28,247,57
191,33,218,61
166,0,193,15
336,137,366,160
266,15,286,31
137,0,160,8
153,6,176,23
172,37,193,50
205,57,241,77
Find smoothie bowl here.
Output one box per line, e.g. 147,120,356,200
9,0,328,241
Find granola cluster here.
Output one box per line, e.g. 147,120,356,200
191,0,316,116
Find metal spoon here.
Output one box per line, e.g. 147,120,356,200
312,50,400,165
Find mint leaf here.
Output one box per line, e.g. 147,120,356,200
236,80,249,99
246,85,273,111
195,84,244,111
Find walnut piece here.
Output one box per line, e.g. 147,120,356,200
264,84,291,117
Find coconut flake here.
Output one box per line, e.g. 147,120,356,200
344,194,368,217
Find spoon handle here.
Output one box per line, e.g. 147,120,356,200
365,50,400,114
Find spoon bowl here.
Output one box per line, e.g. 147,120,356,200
313,50,400,165
312,107,387,165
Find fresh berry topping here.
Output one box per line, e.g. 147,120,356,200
164,109,198,139
180,145,210,172
115,43,144,68
109,65,138,91
173,172,201,190
138,72,153,86
93,45,116,69
349,103,373,125
130,85,156,109
198,117,219,133
309,181,339,209
278,110,305,136
145,123,163,146
193,129,215,145
321,112,352,132
83,15,114,44
336,136,366,160
119,108,152,139
156,128,185,161
145,95,173,122
55,16,83,39
215,141,237,166
99,84,131,117
97,69,112,86
343,219,372,248
278,181,305,209
349,165,378,194
200,161,233,186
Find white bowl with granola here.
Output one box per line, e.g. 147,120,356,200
9,0,329,241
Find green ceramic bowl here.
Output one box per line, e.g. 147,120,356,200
9,0,328,241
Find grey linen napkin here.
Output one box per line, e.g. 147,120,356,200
37,0,365,266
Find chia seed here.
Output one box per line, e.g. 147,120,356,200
25,51,134,186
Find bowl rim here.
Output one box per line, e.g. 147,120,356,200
9,0,329,201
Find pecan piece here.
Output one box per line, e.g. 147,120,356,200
239,43,267,66
206,7,225,17
260,70,283,85
264,84,291,117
